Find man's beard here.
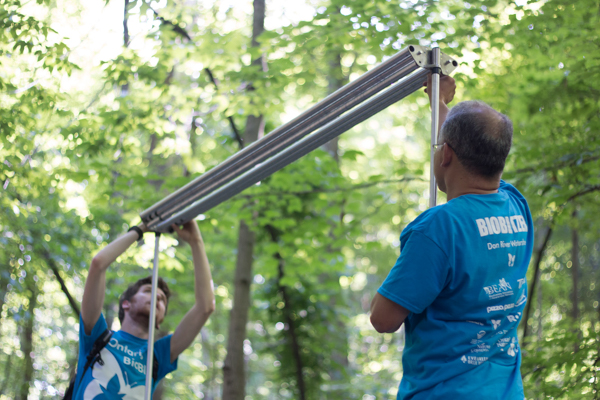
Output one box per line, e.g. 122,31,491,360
130,301,161,329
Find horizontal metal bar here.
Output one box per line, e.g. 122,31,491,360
142,47,418,227
153,68,428,232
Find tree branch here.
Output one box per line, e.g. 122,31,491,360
149,6,192,42
513,153,600,175
239,177,421,199
204,68,244,149
565,185,600,204
44,252,81,317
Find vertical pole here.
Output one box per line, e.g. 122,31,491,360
144,232,161,399
429,47,441,209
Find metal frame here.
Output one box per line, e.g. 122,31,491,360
142,45,457,399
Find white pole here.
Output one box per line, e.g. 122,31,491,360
429,47,441,209
144,232,161,400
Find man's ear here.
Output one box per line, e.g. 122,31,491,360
122,300,130,313
441,143,453,167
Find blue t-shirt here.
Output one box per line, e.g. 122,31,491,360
378,181,533,400
72,314,177,399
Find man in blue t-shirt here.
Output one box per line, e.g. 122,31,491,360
72,220,215,399
370,75,533,399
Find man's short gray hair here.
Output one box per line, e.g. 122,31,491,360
440,101,513,178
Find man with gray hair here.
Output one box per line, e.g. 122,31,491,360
370,75,533,399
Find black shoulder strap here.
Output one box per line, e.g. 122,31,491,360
83,329,113,373
64,329,112,399
78,329,113,386
153,353,159,381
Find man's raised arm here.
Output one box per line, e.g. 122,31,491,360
169,221,215,363
425,74,456,134
81,223,149,335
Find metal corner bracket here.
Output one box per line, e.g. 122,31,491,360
408,45,459,75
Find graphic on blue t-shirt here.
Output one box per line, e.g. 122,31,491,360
73,314,178,400
378,181,533,400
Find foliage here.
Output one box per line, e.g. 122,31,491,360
1,0,599,399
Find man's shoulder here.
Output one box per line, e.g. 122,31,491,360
499,179,526,200
402,205,455,243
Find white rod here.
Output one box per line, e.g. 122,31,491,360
144,233,161,399
429,47,441,209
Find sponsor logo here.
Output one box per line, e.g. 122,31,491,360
507,312,522,323
491,319,501,330
471,345,490,353
508,254,516,267
496,338,511,348
467,320,484,326
477,330,486,339
518,278,526,289
483,278,514,299
487,303,515,313
515,293,527,307
461,355,488,365
507,338,519,357
476,215,528,237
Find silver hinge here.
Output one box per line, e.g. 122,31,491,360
409,45,459,75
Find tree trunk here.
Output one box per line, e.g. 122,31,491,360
0,270,9,332
522,226,552,344
222,220,256,400
322,52,348,161
201,328,217,400
16,278,37,400
121,0,130,95
570,223,581,353
266,225,307,400
0,353,13,396
322,37,349,383
222,2,265,399
571,226,580,322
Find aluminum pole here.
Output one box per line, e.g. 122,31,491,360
141,49,418,226
144,233,161,400
154,69,429,232
429,47,441,209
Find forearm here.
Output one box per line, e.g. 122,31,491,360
91,230,140,271
189,239,215,314
438,101,450,133
82,228,141,332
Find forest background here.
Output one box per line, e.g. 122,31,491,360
1,0,599,399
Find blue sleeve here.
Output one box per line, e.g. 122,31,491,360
378,231,450,314
79,313,108,356
154,334,178,380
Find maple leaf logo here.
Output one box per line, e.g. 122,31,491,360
94,375,126,400
83,349,145,399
